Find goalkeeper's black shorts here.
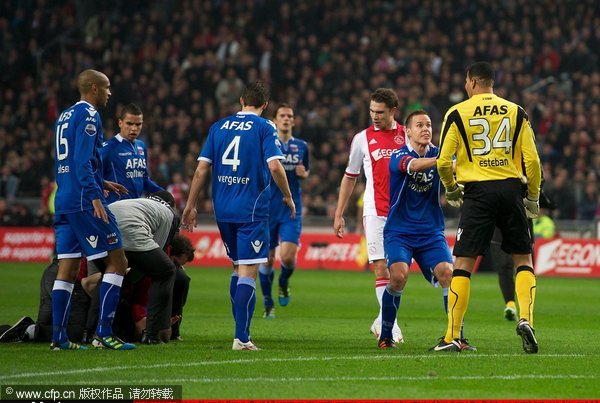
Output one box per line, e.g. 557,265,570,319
453,178,533,257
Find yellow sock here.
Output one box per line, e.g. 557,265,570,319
506,300,516,310
444,273,470,342
515,268,536,326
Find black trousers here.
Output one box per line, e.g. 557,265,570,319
170,266,191,338
125,248,176,336
37,262,89,343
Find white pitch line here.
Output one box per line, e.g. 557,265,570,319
136,374,600,383
0,353,589,381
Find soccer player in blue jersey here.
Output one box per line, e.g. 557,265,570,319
182,82,295,350
100,103,163,202
378,110,473,350
258,103,309,318
52,69,134,351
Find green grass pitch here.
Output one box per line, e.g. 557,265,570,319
0,262,599,399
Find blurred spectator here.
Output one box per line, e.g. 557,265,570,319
578,180,599,220
167,172,189,212
0,165,19,200
215,67,244,108
533,209,557,239
0,0,598,225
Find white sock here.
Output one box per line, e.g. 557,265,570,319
25,324,36,341
375,277,389,320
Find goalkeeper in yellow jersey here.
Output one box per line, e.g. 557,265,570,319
432,62,541,354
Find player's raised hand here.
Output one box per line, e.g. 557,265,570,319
333,215,345,238
283,196,296,219
92,199,109,223
181,206,197,231
104,180,128,195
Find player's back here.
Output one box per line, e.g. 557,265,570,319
54,101,105,214
386,144,444,235
440,93,527,184
108,198,174,251
201,111,282,223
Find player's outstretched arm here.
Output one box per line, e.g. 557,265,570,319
182,160,211,231
268,159,296,219
407,157,437,173
333,175,357,238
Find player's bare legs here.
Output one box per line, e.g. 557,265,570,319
103,248,128,275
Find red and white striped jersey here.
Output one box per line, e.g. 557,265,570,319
345,121,406,217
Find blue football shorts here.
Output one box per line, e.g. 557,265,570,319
384,231,453,286
55,209,122,261
217,220,269,265
268,216,302,250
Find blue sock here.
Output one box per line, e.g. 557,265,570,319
234,277,256,343
442,287,449,313
258,265,274,308
96,273,123,338
52,280,74,344
381,285,402,339
230,272,239,320
278,263,295,288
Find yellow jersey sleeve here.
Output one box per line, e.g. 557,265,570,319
516,113,541,199
437,110,460,190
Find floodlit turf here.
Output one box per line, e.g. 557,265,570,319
1,262,599,399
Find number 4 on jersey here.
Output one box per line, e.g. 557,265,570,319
222,135,241,172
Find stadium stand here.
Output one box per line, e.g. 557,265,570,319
0,0,598,230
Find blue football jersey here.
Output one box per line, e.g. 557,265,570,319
99,134,163,203
200,111,284,223
269,136,309,221
54,101,106,214
385,143,445,234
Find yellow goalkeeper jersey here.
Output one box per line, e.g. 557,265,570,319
437,93,541,199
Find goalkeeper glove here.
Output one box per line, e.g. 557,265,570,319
445,183,464,208
523,195,540,219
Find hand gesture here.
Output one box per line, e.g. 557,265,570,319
333,215,345,238
295,164,308,178
283,196,296,219
181,206,197,232
104,180,128,195
92,199,109,223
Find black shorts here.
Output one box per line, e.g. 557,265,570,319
453,179,533,257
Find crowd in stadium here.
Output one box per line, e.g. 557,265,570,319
1,0,599,226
